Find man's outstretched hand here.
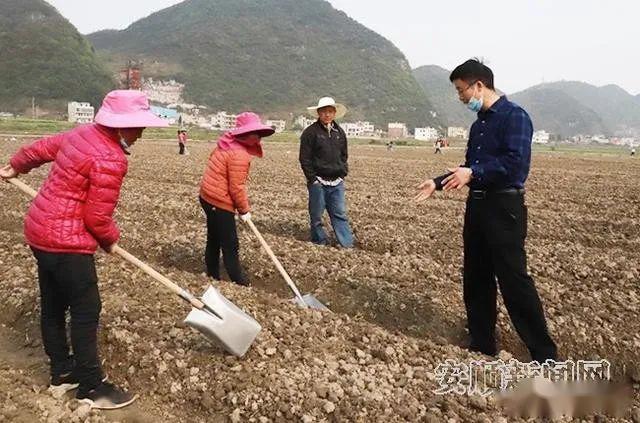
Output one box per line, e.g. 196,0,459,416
414,179,436,203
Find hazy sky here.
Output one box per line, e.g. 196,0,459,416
45,0,639,95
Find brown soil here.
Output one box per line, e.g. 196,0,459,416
0,137,638,422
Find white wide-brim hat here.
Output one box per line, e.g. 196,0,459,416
306,97,347,119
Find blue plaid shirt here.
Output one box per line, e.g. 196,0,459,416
465,95,533,190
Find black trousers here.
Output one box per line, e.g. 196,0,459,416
199,197,246,284
179,143,185,154
31,248,103,389
463,192,557,362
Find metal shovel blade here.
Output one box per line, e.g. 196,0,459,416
292,293,330,311
184,285,261,357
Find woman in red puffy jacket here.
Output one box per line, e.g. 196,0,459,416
0,90,167,410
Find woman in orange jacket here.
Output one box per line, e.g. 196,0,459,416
199,112,275,285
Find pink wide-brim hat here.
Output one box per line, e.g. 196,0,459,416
230,112,275,137
94,90,169,128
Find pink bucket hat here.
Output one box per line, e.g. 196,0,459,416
230,112,275,137
94,90,169,128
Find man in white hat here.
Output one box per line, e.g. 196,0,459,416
299,97,354,248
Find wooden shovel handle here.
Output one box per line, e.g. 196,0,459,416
112,245,205,309
6,178,205,310
6,177,38,197
245,218,307,306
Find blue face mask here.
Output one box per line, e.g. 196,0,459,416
467,96,483,113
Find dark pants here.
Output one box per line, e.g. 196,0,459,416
31,248,103,389
199,197,246,284
463,192,557,362
179,143,185,154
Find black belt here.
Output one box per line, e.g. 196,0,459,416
469,188,525,200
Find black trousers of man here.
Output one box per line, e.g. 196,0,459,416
199,197,247,285
463,191,557,362
31,248,104,390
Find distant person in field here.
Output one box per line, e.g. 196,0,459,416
178,129,188,155
199,112,275,286
0,90,168,409
434,138,443,154
631,147,636,156
299,97,354,248
387,140,394,151
414,59,557,362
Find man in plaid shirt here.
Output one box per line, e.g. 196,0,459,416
415,59,557,363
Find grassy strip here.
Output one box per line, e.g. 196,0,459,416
0,118,633,155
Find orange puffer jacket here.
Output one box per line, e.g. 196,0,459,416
200,133,262,214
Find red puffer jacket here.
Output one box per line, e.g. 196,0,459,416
10,124,128,254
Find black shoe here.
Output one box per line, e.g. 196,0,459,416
50,371,80,393
50,374,108,394
76,382,137,410
468,343,497,358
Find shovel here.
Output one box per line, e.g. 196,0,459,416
6,178,261,357
113,247,260,357
245,217,329,311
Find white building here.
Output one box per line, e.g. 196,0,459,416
388,122,408,139
342,123,361,138
211,111,237,130
611,137,636,147
414,127,439,141
342,121,375,138
266,119,286,133
67,102,94,124
181,113,199,125
447,126,468,139
180,112,211,129
294,115,316,129
143,78,184,105
590,135,609,144
532,130,550,144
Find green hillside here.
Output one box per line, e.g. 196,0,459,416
0,0,114,113
413,65,474,128
88,0,439,128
